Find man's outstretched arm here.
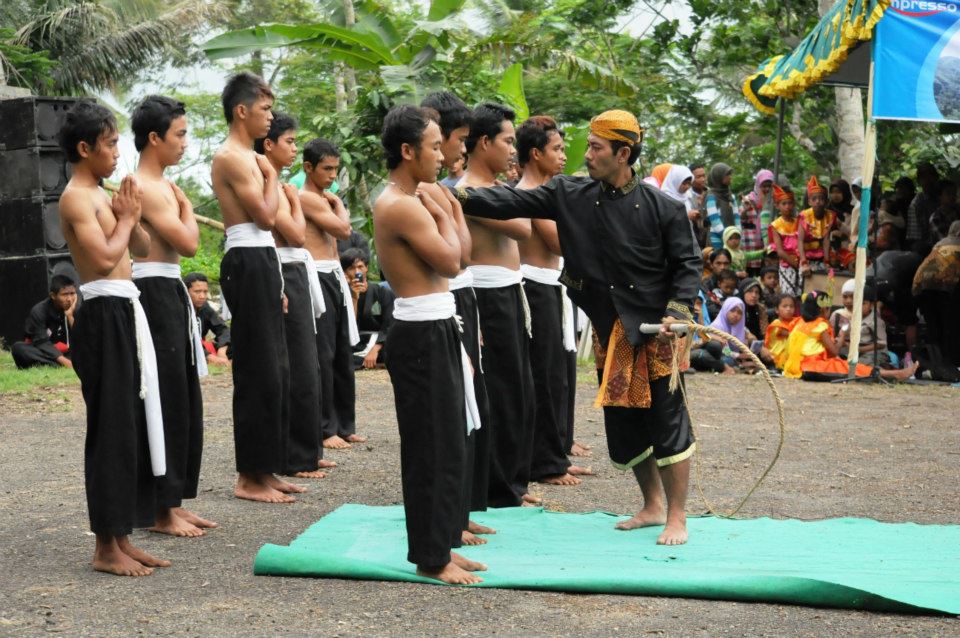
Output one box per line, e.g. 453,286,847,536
450,177,561,221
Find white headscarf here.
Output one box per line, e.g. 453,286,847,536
660,164,694,203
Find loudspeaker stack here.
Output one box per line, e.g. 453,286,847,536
0,96,80,348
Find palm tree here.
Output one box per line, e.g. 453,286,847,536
8,0,222,95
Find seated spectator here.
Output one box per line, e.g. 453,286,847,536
764,293,799,369
759,265,781,319
829,279,857,339
709,296,772,373
828,178,854,224
11,275,77,369
836,284,894,368
183,272,231,366
912,220,960,367
928,179,958,243
689,293,735,375
341,248,394,370
705,268,738,320
724,227,765,280
739,277,768,341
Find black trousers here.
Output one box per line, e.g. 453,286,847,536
316,271,356,440
523,280,573,479
281,263,323,473
72,297,155,536
220,247,290,474
386,317,467,569
452,286,490,514
11,342,63,368
474,284,536,507
135,277,204,508
563,349,577,452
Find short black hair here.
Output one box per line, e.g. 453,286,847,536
420,91,471,140
254,111,298,154
49,274,76,293
688,162,705,172
303,138,340,168
465,102,515,155
775,292,796,307
59,100,117,164
717,268,738,284
610,138,642,166
709,248,732,263
515,115,564,167
339,247,367,271
131,95,186,152
221,72,273,123
760,265,779,278
183,272,208,289
381,105,437,170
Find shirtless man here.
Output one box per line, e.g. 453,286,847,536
298,139,364,450
255,113,334,479
460,102,537,508
212,72,303,503
514,116,593,486
58,100,170,576
130,95,217,537
374,104,486,585
419,92,495,545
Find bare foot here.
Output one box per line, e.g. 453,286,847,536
467,520,496,535
234,474,295,504
538,473,582,486
568,465,594,476
149,508,203,538
886,361,919,382
345,433,367,443
451,551,488,572
92,537,153,577
417,561,483,585
461,530,487,546
117,535,171,568
657,516,688,545
570,442,592,457
293,469,328,479
615,505,667,530
264,474,307,494
323,435,352,450
173,507,218,529
522,493,542,505
318,459,338,469
722,365,737,375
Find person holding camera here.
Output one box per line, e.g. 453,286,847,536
340,248,395,369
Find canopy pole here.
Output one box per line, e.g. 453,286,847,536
846,60,876,375
773,98,786,184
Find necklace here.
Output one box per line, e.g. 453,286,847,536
388,181,416,197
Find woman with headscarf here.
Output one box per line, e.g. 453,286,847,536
660,164,694,203
705,163,738,249
828,178,854,222
739,169,774,274
643,163,672,188
707,296,768,372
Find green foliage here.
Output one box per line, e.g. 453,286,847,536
0,28,55,91
180,223,225,283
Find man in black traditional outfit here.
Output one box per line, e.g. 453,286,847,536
374,105,485,584
183,272,231,364
452,110,702,545
130,95,216,537
11,275,77,369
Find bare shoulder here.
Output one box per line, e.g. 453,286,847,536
59,185,98,223
299,189,331,210
212,146,247,181
376,192,428,229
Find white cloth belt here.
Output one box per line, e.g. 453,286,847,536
315,259,360,346
393,292,481,435
222,223,284,316
277,247,327,333
132,262,209,378
80,280,166,477
521,264,577,352
468,265,532,338
448,269,475,291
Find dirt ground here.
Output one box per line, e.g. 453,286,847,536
1,367,958,637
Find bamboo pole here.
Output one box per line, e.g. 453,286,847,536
773,98,787,184
846,60,877,373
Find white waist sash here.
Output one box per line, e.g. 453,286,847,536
448,269,475,291
277,247,327,333
521,264,576,352
468,265,532,338
222,223,284,318
394,292,481,434
80,280,165,477
315,259,360,346
132,262,209,377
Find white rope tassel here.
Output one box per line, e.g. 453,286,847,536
518,282,533,339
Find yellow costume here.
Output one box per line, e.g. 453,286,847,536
764,316,799,369
783,317,871,379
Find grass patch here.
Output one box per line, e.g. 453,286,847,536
0,351,79,396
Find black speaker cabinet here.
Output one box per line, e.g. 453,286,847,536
0,147,71,201
0,97,80,151
0,196,66,255
0,251,77,348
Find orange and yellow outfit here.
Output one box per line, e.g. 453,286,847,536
782,317,872,379
763,316,800,369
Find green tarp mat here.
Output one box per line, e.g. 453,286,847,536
254,505,960,614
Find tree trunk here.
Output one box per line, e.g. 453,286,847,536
834,87,866,182
342,0,358,105
334,63,348,112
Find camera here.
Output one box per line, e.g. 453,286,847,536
354,271,364,283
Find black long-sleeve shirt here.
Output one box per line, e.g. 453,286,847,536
454,172,703,346
23,298,70,360
196,302,231,350
354,282,395,351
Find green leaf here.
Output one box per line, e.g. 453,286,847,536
427,0,468,21
498,62,528,122
562,123,589,175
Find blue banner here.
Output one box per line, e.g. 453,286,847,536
874,0,960,123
